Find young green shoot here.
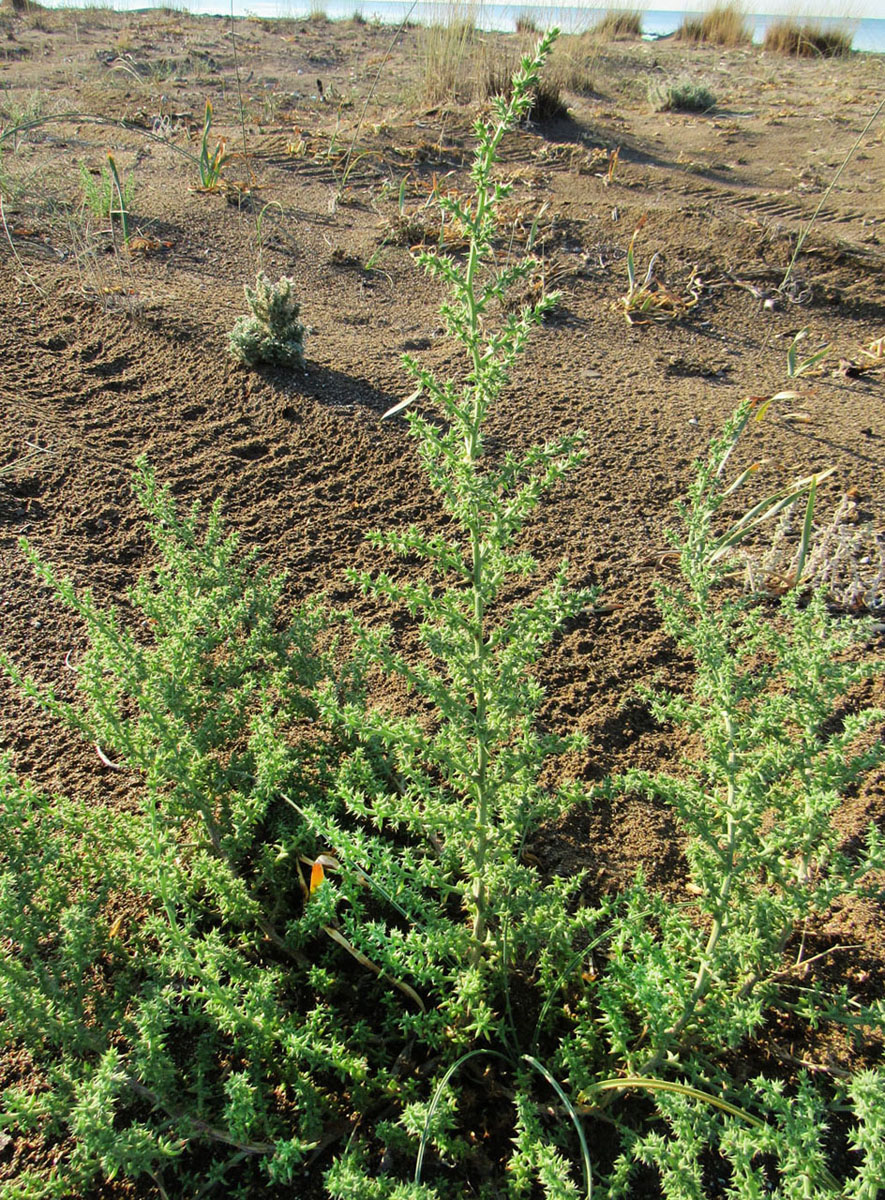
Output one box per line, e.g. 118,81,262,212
616,217,702,323
198,100,231,190
106,154,132,246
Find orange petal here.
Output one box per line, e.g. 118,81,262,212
310,860,326,894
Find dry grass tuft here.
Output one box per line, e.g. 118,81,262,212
592,9,643,39
741,494,884,611
534,32,600,97
763,20,853,57
421,20,576,115
676,4,751,46
514,13,538,34
482,51,569,120
419,13,478,105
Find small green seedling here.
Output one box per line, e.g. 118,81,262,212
198,101,231,190
106,155,132,245
702,400,834,584
81,155,134,243
787,328,830,377
616,217,701,323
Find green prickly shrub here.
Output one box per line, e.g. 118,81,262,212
0,462,371,1195
2,30,885,1200
557,403,885,1197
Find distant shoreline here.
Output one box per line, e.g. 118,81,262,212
37,1,885,53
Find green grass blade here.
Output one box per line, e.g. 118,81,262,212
583,1078,841,1192
714,405,754,477
526,200,549,254
720,462,760,499
794,474,817,585
200,100,213,185
383,387,422,420
106,154,130,244
531,926,622,1053
708,469,835,562
787,330,830,378
625,239,636,293
787,333,800,378
584,1076,767,1126
522,1055,593,1198
752,390,801,422
415,1049,509,1184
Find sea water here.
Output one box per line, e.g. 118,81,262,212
41,0,885,53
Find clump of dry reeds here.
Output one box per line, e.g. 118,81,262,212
514,13,538,34
763,19,853,57
419,12,478,105
422,17,576,116
592,9,643,39
534,31,600,97
482,46,569,119
741,494,884,612
676,4,750,46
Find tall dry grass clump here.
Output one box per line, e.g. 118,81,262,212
421,7,595,109
419,7,478,105
763,19,853,56
527,29,599,96
421,18,572,115
592,8,643,39
677,3,751,46
514,12,538,34
474,29,585,113
479,41,571,115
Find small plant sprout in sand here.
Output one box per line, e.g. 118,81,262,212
80,154,134,244
229,273,305,368
749,328,832,428
786,327,831,378
197,100,231,190
616,216,702,323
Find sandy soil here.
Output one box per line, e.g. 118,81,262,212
0,5,883,1194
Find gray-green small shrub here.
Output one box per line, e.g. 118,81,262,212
229,272,306,368
649,78,716,113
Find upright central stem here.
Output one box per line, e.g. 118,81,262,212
465,187,491,960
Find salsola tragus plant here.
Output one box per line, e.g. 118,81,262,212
2,29,885,1200
0,463,376,1196
306,28,610,1193
229,271,306,367
554,403,885,1196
